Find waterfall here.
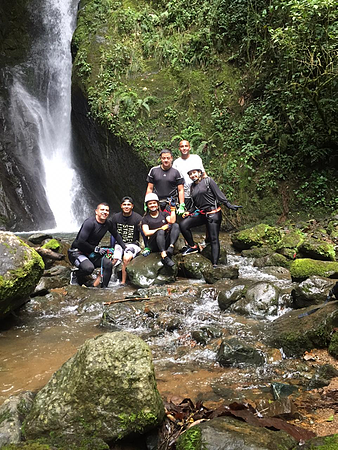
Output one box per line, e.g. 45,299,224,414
8,0,89,231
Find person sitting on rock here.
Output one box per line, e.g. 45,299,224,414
180,166,242,268
141,193,180,267
68,202,125,287
110,196,143,286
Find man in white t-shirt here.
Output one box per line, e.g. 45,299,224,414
173,140,206,210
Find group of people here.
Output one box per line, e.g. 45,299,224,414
68,140,241,288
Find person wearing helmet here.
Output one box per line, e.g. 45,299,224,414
141,192,180,267
146,149,185,214
180,169,242,267
173,140,206,211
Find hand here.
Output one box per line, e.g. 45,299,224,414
168,197,176,208
229,205,242,211
94,246,107,256
182,211,189,219
177,203,185,215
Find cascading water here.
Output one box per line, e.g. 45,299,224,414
8,0,89,231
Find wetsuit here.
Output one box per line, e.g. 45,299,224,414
141,211,180,253
179,177,235,265
146,166,184,210
68,216,125,287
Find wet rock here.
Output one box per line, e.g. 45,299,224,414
260,266,291,280
202,265,239,284
100,302,147,330
0,231,44,320
271,382,298,400
268,301,338,357
126,253,178,288
176,415,296,450
229,281,279,318
308,364,338,390
231,224,281,250
300,434,338,449
179,253,212,279
291,276,335,308
241,246,274,258
257,397,298,419
275,229,305,258
28,233,53,244
328,332,338,358
298,238,336,261
24,332,165,442
191,326,222,345
200,244,227,265
41,238,61,252
33,266,71,295
217,282,248,310
290,258,338,281
253,253,290,269
0,391,34,446
216,337,265,367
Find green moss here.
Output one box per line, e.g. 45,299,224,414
299,239,336,261
329,333,338,359
41,239,60,252
176,427,203,450
117,411,158,438
290,259,338,281
0,408,11,425
232,224,281,250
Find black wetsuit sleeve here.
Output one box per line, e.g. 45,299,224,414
108,219,126,250
76,221,97,255
209,179,233,208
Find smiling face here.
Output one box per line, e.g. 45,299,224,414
121,200,133,216
147,200,159,213
95,203,110,223
188,170,201,182
160,152,173,170
179,140,191,159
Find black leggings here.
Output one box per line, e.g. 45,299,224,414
179,211,222,265
148,223,180,253
68,250,112,287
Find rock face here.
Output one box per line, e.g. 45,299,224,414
126,253,178,287
0,231,44,319
24,332,165,442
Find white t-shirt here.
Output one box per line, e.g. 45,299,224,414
173,154,205,197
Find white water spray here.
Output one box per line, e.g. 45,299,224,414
9,0,88,231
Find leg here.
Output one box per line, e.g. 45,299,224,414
206,211,222,266
179,215,205,247
166,223,180,256
100,257,113,288
68,250,95,285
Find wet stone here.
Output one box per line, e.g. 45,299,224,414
216,337,265,367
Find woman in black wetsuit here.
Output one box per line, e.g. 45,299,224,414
180,167,241,267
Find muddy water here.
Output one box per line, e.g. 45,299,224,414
0,238,306,409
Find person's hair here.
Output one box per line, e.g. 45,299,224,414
120,196,134,204
96,202,109,209
160,149,173,156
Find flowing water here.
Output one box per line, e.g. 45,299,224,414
8,0,89,230
0,236,309,409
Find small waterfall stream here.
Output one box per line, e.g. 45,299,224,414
8,0,89,230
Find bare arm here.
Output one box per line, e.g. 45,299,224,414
146,183,154,195
178,184,184,204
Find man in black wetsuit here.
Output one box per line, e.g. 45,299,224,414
68,202,125,287
146,149,185,214
110,196,143,286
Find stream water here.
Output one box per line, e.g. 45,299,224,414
0,234,312,410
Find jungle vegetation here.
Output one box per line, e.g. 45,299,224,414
72,0,338,223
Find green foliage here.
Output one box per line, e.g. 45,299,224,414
73,0,338,219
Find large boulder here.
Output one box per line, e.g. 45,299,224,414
126,253,178,287
24,332,165,442
0,231,44,319
291,276,336,308
298,238,336,261
289,258,338,281
231,224,281,250
229,281,279,318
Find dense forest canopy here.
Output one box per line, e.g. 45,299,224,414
72,0,338,223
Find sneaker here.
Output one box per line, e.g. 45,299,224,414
142,247,151,257
70,270,79,285
180,245,188,253
212,264,218,269
182,245,199,256
162,256,175,267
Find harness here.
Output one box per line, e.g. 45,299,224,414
184,206,221,218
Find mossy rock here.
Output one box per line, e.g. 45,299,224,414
0,232,44,319
176,427,202,450
299,434,338,449
328,332,338,359
231,224,281,250
41,239,60,252
241,246,273,258
298,238,336,261
253,252,290,269
289,258,338,281
268,301,338,357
